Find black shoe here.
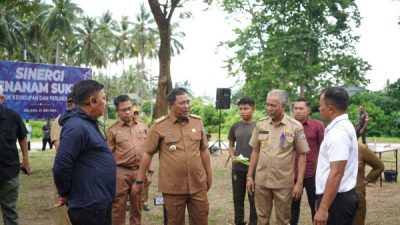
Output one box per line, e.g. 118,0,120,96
143,204,151,211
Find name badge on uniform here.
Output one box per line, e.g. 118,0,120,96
169,144,177,151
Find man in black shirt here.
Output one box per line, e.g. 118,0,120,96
0,85,30,225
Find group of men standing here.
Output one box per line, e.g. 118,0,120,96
229,88,361,225
0,78,377,225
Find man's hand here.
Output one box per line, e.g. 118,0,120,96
54,195,67,207
313,207,329,225
132,183,144,194
360,128,365,134
206,175,213,191
145,174,152,187
20,160,31,175
292,182,303,200
246,178,255,194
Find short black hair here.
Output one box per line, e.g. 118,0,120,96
167,87,188,104
114,95,130,108
67,92,74,103
237,97,254,107
72,80,104,105
295,97,310,107
322,87,349,112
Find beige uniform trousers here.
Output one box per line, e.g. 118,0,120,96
112,166,141,225
255,185,292,225
163,190,209,225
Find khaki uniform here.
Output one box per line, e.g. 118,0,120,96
354,143,384,225
50,115,62,146
249,115,309,225
106,119,148,225
50,115,71,225
145,113,209,225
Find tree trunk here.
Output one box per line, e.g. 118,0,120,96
55,40,60,65
148,0,177,120
153,21,172,119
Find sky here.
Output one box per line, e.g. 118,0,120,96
73,0,400,98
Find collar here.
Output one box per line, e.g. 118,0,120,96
267,114,288,126
326,113,349,131
119,118,137,127
169,112,189,124
0,105,8,119
302,117,310,126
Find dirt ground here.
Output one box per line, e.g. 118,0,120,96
1,150,399,225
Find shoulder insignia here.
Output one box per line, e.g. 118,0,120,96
154,115,167,124
189,114,201,119
287,116,301,125
107,120,120,129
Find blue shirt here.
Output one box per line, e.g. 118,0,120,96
53,107,116,209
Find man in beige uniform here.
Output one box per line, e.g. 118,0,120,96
106,95,152,225
246,89,309,225
133,87,212,225
50,93,74,225
132,107,152,212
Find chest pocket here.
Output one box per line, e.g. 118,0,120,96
137,128,147,138
189,132,202,141
114,133,132,150
3,129,17,142
258,134,269,150
164,135,179,147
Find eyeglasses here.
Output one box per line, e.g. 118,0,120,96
118,107,132,113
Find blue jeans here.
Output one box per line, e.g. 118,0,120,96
0,176,19,225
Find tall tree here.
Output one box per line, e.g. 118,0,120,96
72,16,106,68
40,0,82,64
206,0,371,105
113,16,135,73
148,0,181,119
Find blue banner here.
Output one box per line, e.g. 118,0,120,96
0,60,92,119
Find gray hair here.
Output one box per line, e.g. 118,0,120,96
267,89,288,105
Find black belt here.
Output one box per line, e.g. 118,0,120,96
317,188,355,198
117,165,139,170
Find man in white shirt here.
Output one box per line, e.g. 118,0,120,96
314,87,359,225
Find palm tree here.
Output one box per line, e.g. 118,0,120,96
113,16,135,73
0,6,27,60
40,0,82,65
131,3,158,66
170,22,185,56
72,16,106,68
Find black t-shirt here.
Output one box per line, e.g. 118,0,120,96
228,120,257,171
0,105,27,180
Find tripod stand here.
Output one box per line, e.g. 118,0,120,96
209,109,227,154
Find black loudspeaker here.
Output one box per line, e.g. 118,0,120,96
216,88,231,109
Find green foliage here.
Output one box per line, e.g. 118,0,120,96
141,101,152,116
25,120,46,139
207,0,371,108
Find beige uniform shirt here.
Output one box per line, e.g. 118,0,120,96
106,119,148,167
250,115,309,188
145,113,209,194
50,115,62,144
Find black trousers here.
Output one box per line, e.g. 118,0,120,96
316,189,359,225
42,137,52,150
68,206,111,225
290,176,317,225
356,129,367,144
232,170,257,225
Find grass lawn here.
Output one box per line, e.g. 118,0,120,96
2,145,400,225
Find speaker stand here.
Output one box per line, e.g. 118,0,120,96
209,109,227,155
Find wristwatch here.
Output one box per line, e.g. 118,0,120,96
135,179,144,185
